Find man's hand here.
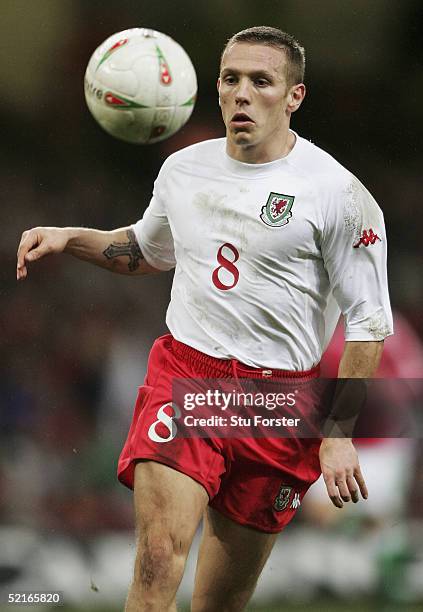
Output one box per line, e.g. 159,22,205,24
17,227,70,280
320,340,383,508
17,226,158,278
319,438,368,508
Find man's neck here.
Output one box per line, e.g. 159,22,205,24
226,128,296,164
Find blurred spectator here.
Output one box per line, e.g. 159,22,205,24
302,311,423,601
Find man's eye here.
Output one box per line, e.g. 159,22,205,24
255,79,269,87
224,76,236,84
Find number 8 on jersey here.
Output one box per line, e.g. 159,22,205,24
212,243,240,291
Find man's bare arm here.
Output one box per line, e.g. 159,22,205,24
338,340,384,378
319,340,383,508
16,226,160,280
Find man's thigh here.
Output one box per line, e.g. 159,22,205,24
128,460,208,609
191,507,278,612
133,459,208,546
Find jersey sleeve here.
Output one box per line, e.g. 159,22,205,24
131,165,176,271
321,174,393,341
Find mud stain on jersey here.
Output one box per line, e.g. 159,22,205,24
366,311,391,340
343,180,362,245
192,191,228,221
215,208,249,250
184,284,241,342
192,190,263,251
343,177,382,246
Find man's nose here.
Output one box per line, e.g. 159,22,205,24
235,78,251,104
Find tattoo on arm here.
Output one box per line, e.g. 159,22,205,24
103,229,144,272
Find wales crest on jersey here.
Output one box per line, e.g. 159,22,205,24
273,485,292,511
260,192,295,227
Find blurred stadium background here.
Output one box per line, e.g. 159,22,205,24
1,0,423,610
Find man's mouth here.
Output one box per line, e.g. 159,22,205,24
230,112,254,127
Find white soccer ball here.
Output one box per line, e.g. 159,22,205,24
84,28,197,144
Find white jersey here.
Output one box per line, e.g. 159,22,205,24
133,133,393,370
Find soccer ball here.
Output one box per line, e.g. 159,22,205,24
84,28,197,144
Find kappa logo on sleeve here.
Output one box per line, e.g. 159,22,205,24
353,228,381,248
260,192,295,227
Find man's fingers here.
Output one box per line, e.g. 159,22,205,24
319,440,368,508
346,475,359,503
324,469,367,508
17,265,27,281
323,473,344,508
17,232,33,280
354,467,368,500
330,490,344,508
25,246,46,262
16,229,51,280
335,478,351,503
17,233,30,269
324,470,362,506
17,230,39,268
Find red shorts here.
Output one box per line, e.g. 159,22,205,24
118,334,322,533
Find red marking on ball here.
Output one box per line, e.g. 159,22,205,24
109,39,128,52
105,93,127,106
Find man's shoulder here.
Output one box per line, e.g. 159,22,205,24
161,137,226,172
294,134,352,189
295,135,382,221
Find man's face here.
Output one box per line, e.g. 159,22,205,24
218,42,303,159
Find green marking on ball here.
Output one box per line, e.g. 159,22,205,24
155,45,173,85
181,94,197,107
95,38,129,72
105,91,149,109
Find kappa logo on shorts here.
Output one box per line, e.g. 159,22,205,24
260,192,295,227
273,485,293,511
290,492,301,509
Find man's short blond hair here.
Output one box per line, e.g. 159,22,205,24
222,26,305,86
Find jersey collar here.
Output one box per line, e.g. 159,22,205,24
222,130,302,177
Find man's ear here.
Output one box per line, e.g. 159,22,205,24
287,83,306,113
217,78,221,105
